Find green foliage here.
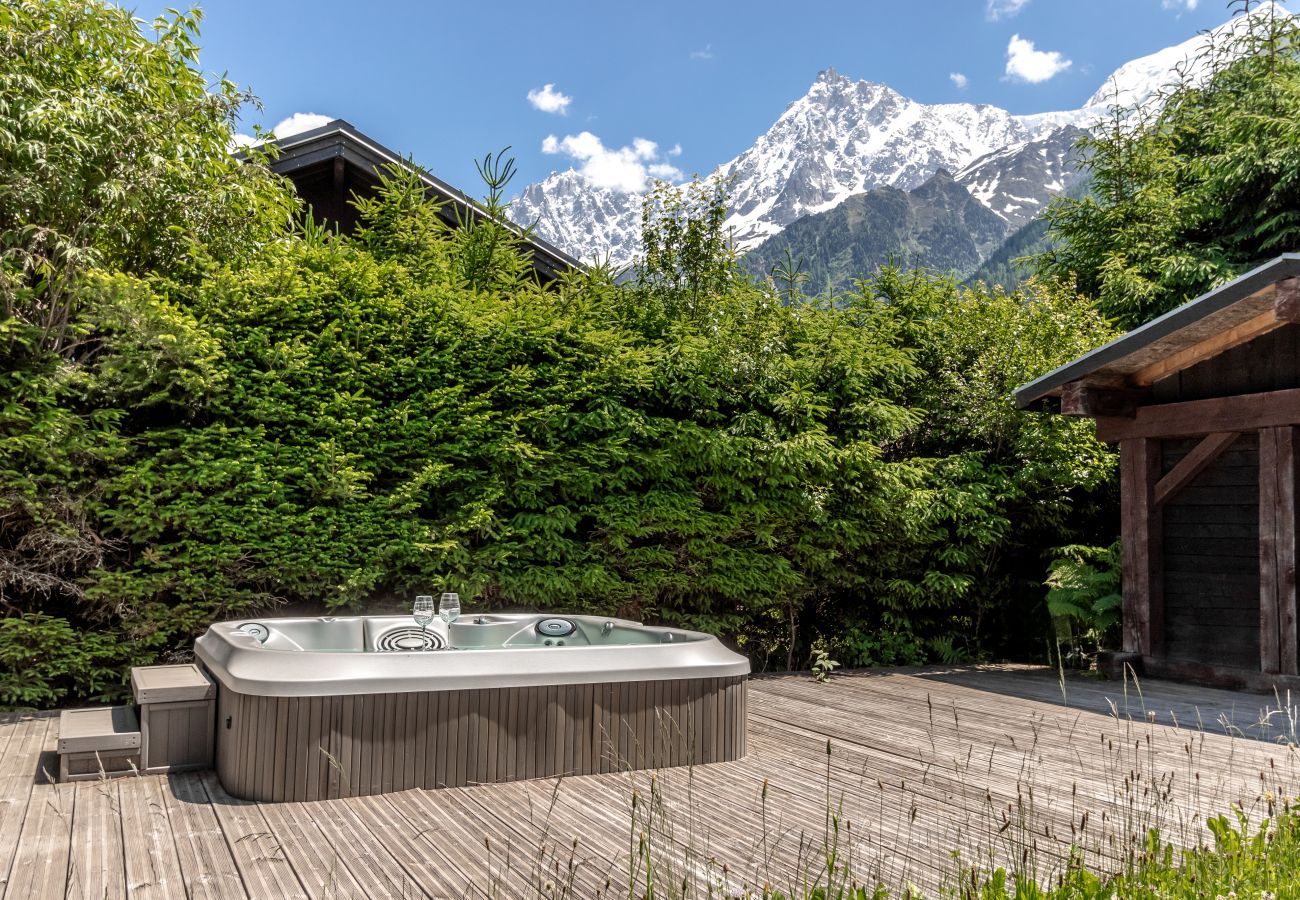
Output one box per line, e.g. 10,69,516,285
819,270,1118,665
809,640,841,682
0,0,297,704
1044,542,1122,666
1038,0,1300,329
0,613,135,707
0,0,296,351
636,174,739,312
967,800,1300,899
1,0,1121,705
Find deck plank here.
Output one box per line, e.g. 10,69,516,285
66,779,127,900
163,772,248,899
1,668,1297,898
253,799,372,900
3,717,73,900
118,775,187,900
287,792,420,899
0,716,52,895
200,771,309,900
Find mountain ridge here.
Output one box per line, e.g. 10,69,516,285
509,4,1289,272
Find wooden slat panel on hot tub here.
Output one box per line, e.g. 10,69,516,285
214,676,748,802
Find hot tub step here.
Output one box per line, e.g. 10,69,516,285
57,706,141,782
131,664,216,774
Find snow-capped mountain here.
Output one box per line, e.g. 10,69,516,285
716,69,1064,252
510,4,1288,269
511,172,640,268
954,124,1089,231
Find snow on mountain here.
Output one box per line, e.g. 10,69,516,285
510,171,642,269
510,4,1291,269
1081,1,1288,112
954,124,1089,231
717,68,1061,252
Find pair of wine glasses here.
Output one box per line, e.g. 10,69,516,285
412,593,459,634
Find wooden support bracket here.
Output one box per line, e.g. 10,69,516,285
1273,277,1300,323
1153,431,1240,508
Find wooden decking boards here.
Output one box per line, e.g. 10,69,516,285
0,665,1297,899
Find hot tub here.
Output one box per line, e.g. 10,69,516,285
195,613,749,801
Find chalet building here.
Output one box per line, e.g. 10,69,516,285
253,119,581,284
1016,255,1300,691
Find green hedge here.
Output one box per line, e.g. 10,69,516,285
0,1,1118,707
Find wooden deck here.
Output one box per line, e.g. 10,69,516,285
1,665,1297,899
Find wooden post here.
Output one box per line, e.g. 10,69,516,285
1260,426,1299,675
1120,438,1163,657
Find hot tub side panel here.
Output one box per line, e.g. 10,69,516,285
215,676,747,802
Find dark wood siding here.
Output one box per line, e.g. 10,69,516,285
1152,324,1300,403
1160,434,1259,668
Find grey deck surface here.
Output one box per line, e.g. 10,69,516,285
1,666,1296,899
912,663,1300,740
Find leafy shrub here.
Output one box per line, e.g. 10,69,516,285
0,0,1121,705
1044,542,1122,667
0,613,136,707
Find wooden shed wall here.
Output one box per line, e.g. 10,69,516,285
1160,434,1260,669
1151,323,1300,403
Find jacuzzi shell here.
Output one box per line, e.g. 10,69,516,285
196,614,749,801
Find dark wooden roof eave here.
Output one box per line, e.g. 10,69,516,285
238,119,585,282
1014,254,1300,410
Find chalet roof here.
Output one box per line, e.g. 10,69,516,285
1014,254,1300,409
249,119,584,281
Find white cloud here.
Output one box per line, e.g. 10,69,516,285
527,83,572,115
1162,0,1198,9
986,0,1029,20
668,143,683,157
950,72,969,90
271,112,334,137
232,112,334,148
541,131,683,192
1004,34,1072,83
690,44,713,60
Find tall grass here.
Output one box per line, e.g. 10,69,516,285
445,670,1300,899
29,669,1300,899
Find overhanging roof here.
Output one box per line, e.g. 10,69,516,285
246,119,584,281
1015,254,1300,408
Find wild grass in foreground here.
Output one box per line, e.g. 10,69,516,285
464,674,1300,900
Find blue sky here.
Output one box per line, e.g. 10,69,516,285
197,0,1256,194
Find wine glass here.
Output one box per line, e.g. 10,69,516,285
439,592,461,627
413,595,434,638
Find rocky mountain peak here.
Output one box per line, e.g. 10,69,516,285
509,7,1290,270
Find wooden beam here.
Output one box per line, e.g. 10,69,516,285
1153,431,1240,508
1096,387,1300,442
1260,426,1299,676
1120,438,1163,657
1059,380,1146,418
1274,277,1300,323
1130,309,1280,387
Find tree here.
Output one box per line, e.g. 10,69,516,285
0,1,295,352
0,1,295,705
1038,0,1300,329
